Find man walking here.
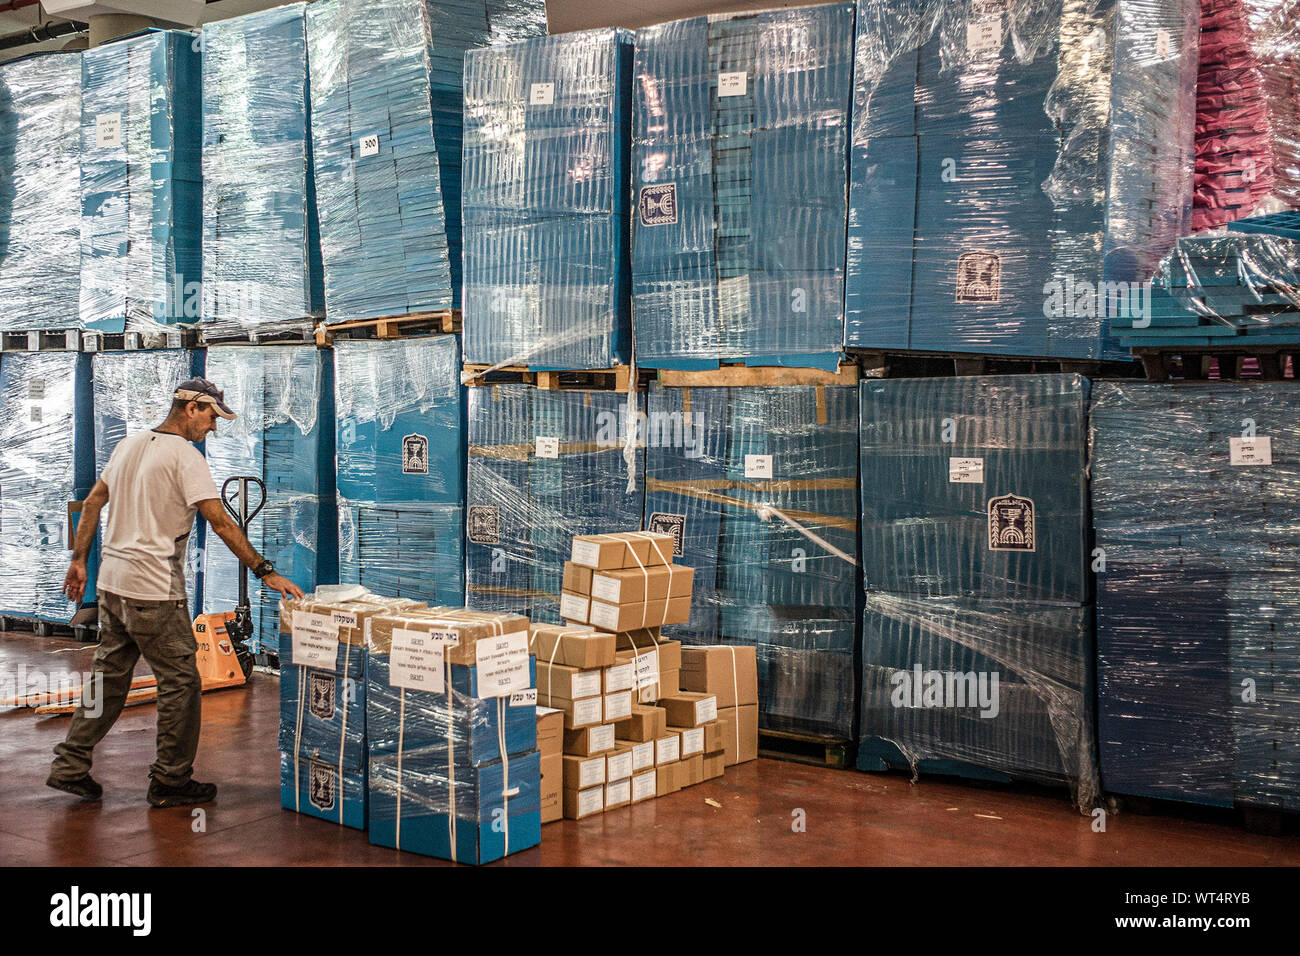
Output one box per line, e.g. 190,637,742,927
48,377,305,807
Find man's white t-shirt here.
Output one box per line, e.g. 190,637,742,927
97,430,220,602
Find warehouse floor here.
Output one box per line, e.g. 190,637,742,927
2,631,1298,867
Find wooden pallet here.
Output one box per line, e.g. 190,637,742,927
200,322,318,346
82,329,201,352
0,329,83,352
461,363,636,391
1134,346,1298,381
758,729,854,769
316,309,460,346
1113,793,1299,835
850,349,1143,380
0,614,98,642
656,362,860,388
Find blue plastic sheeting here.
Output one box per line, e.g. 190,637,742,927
462,28,633,369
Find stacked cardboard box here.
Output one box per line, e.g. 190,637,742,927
366,606,541,864
559,532,693,631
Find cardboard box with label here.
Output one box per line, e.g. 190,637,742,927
588,563,694,605
529,622,614,668
630,740,656,773
563,784,605,819
537,707,565,757
561,561,593,596
280,751,368,830
660,692,718,728
604,660,635,693
631,769,657,803
604,777,631,811
558,591,590,624
570,531,676,571
615,705,667,742
703,750,724,780
587,595,691,632
536,660,603,702
655,731,681,765
671,725,705,757
562,753,607,791
369,608,530,666
680,645,758,708
603,690,633,722
279,640,367,769
540,752,563,824
564,722,616,757
678,752,704,788
655,760,682,797
702,719,725,754
717,704,759,766
606,744,634,781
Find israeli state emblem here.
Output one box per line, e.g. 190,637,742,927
987,493,1036,552
402,434,429,474
309,760,336,812
309,672,336,720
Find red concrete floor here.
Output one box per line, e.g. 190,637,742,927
3,630,1299,867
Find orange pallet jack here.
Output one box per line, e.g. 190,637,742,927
5,477,266,716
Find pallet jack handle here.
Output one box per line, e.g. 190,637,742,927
220,476,265,650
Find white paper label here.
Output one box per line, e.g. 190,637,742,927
529,82,555,105
638,682,659,705
634,650,660,691
571,670,602,700
358,133,380,157
578,786,604,815
1155,28,1171,59
332,611,359,628
604,662,634,693
632,771,656,801
389,628,446,692
573,696,603,726
717,71,747,97
949,457,985,483
425,629,462,646
632,741,655,771
559,592,589,623
695,696,718,725
579,757,606,788
607,749,632,779
681,727,704,755
606,779,631,805
590,574,622,604
604,691,632,722
291,611,340,668
535,436,559,459
510,688,538,707
474,630,530,698
967,17,1002,54
589,601,619,632
1230,437,1272,466
656,734,680,764
744,454,774,479
571,539,601,567
590,723,616,753
364,618,374,646
96,113,122,148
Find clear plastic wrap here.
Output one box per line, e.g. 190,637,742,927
0,353,96,622
1193,0,1300,232
200,4,324,336
334,335,465,606
631,4,856,369
92,349,205,610
79,31,202,334
643,382,859,738
201,345,337,654
462,28,633,369
465,385,645,623
844,0,1201,360
858,375,1098,806
1091,381,1300,811
0,53,83,333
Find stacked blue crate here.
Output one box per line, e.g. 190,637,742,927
201,345,337,655
334,336,465,607
1091,381,1300,811
92,349,206,610
465,384,644,622
79,31,202,333
858,375,1099,805
0,53,82,332
201,4,324,337
843,0,1200,360
643,381,859,738
0,353,96,624
631,4,856,369
462,28,633,370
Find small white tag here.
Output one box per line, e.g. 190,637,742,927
695,696,718,724
571,670,603,700
559,592,589,623
604,662,634,693
535,436,559,459
591,724,616,753
717,71,747,97
1230,437,1272,466
571,539,600,567
604,691,632,722
632,770,655,800
358,133,380,158
475,630,530,698
1155,28,1171,59
580,757,606,788
590,574,621,604
632,741,655,771
589,601,619,632
510,688,538,707
656,734,680,764
606,779,631,806
967,17,1002,54
682,727,704,755
291,611,340,669
949,457,985,483
389,628,446,692
573,696,604,726
96,113,122,148
744,454,773,479
529,82,555,105
607,749,632,779
634,650,660,691
578,786,603,815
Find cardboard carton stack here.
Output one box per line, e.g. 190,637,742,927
366,606,541,864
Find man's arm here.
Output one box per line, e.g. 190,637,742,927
196,498,305,599
62,479,110,603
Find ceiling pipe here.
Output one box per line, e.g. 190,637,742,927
0,19,84,51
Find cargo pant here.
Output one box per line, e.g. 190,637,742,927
50,591,202,788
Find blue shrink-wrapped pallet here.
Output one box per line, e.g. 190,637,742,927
1091,381,1300,811
201,4,324,337
462,28,633,369
0,53,82,333
92,349,206,611
857,375,1099,805
334,336,465,606
367,608,540,864
201,345,337,654
844,0,1200,360
632,3,856,369
643,381,859,737
79,31,202,333
0,353,96,623
466,384,644,622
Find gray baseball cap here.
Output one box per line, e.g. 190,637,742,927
174,377,236,420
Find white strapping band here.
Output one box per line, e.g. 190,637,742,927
755,504,858,566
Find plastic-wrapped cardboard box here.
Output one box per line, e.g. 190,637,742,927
681,645,758,708
717,704,759,766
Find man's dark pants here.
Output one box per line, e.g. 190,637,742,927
50,591,201,787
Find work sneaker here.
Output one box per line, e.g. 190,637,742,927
46,774,103,801
147,777,216,808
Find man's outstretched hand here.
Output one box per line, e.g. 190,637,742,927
262,572,305,600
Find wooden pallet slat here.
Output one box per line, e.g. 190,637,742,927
316,310,461,346
1133,346,1298,382
758,729,854,769
849,348,1144,380
656,361,860,388
460,363,636,391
